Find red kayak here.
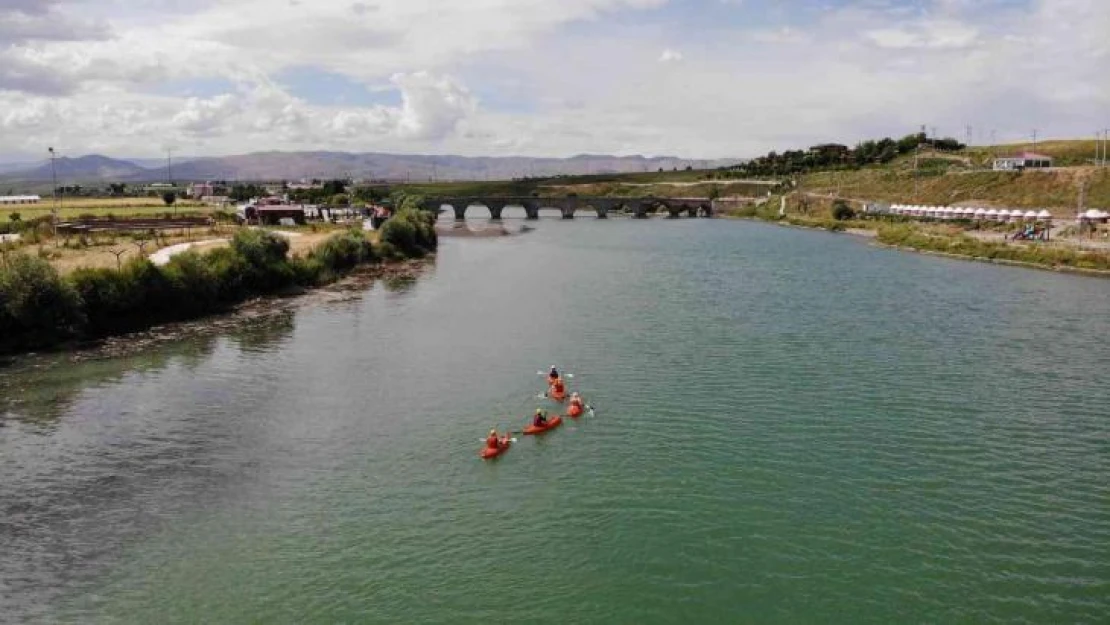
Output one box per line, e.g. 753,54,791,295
523,416,563,435
480,437,512,459
548,387,566,402
567,403,583,418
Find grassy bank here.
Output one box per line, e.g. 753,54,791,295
874,224,1110,273
801,163,1109,212
0,206,437,355
721,195,1110,275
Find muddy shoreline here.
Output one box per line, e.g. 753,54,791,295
1,259,431,371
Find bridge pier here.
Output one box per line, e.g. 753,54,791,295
665,204,683,219
522,201,539,220
487,202,506,221
452,205,467,220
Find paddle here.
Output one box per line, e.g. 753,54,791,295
536,371,574,379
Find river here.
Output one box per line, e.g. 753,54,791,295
2,216,1109,623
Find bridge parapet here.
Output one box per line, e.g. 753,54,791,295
424,195,714,220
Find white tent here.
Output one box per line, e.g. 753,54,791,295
1037,209,1052,221
974,208,987,219
1023,210,1038,220
986,209,999,220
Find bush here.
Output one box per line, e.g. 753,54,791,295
380,208,437,258
0,254,85,350
310,229,376,272
831,200,856,221
231,229,294,293
1,223,398,354
70,266,143,336
162,251,220,316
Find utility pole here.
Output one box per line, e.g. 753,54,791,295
966,125,973,147
913,144,920,199
166,148,173,183
1032,129,1038,154
48,147,59,239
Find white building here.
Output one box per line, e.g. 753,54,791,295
993,152,1053,171
0,195,41,205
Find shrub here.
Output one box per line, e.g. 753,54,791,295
310,229,376,272
831,200,856,221
70,266,142,335
0,254,85,350
162,251,220,316
380,216,418,256
230,229,293,293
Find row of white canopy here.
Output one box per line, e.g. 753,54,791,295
889,204,1053,221
1079,209,1109,220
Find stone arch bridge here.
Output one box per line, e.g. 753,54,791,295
422,196,715,220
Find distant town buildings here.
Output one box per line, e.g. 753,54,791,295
993,152,1053,171
0,195,41,205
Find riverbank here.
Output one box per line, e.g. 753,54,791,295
27,258,428,368
0,207,439,357
721,201,1110,277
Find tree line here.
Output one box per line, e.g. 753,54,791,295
728,132,966,177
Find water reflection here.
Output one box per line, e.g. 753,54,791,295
383,274,418,293
223,310,296,353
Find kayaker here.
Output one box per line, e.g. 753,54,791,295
548,366,561,384
486,429,502,449
551,378,565,395
533,408,548,427
569,392,584,410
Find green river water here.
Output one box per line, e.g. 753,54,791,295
2,216,1109,623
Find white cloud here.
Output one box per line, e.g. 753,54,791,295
392,72,476,140
865,20,980,50
749,27,809,45
658,48,683,63
0,0,1107,160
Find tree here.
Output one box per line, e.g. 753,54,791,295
162,192,176,207
9,212,20,223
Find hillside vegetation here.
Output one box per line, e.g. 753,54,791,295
802,166,1110,214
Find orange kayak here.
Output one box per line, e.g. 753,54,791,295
548,387,566,402
523,416,563,435
567,403,583,418
480,438,511,459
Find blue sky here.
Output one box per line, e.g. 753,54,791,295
0,0,1104,160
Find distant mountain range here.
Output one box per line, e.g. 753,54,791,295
0,152,742,186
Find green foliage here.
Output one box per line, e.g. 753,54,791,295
8,212,20,222
229,184,267,201
0,254,84,349
230,229,293,293
309,229,377,272
876,224,1110,272
163,192,177,206
0,220,432,354
731,132,966,177
831,200,856,221
380,205,437,258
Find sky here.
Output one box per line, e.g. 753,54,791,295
0,0,1107,161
